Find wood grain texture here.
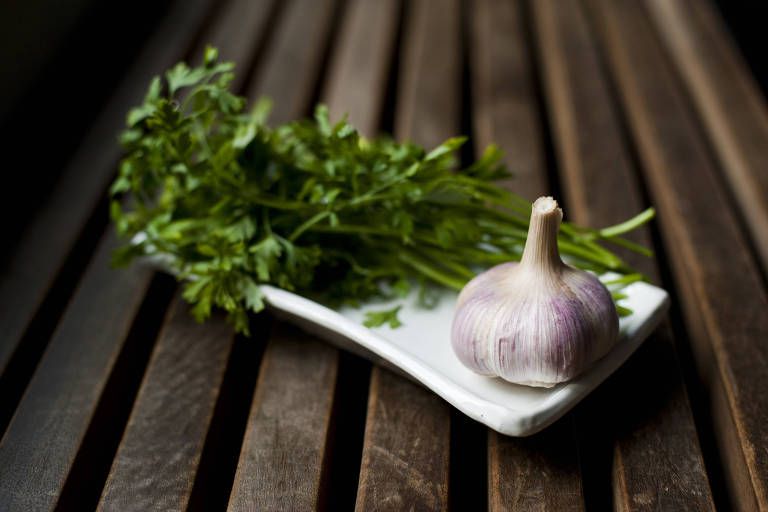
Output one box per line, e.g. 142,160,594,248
470,0,548,201
0,0,213,380
227,325,338,511
246,0,336,124
395,0,461,150
531,1,715,510
588,0,768,509
355,368,450,511
322,0,400,137
488,419,583,511
190,0,276,91
645,0,768,275
0,232,155,511
97,297,234,512
467,0,585,509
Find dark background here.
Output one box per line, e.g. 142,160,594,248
0,0,765,249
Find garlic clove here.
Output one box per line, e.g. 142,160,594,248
450,196,619,387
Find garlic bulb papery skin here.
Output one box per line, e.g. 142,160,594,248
451,196,619,387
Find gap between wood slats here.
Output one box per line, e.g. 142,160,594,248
55,274,177,512
450,2,488,510
186,316,270,512
302,0,349,120
518,0,564,209
310,350,368,512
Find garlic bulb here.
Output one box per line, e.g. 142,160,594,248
451,196,618,387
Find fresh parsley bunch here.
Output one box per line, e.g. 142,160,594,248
111,47,653,334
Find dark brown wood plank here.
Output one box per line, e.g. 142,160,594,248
588,0,768,509
322,0,400,136
531,0,715,509
354,369,450,511
0,232,156,511
225,1,341,509
227,325,337,511
353,1,458,510
646,0,768,274
246,0,337,125
0,0,213,382
394,0,461,151
488,419,583,511
190,0,276,88
470,0,548,201
468,0,585,510
97,298,234,512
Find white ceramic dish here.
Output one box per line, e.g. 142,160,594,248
259,277,669,437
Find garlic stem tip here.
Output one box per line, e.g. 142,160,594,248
532,196,560,215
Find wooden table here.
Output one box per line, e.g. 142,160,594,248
1,0,767,510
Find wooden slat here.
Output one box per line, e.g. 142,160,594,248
352,1,458,510
0,0,213,382
190,0,277,89
468,0,585,509
645,0,768,274
588,0,768,509
246,0,337,125
488,419,583,510
225,1,341,509
395,0,461,151
227,325,338,510
354,368,450,511
0,233,156,511
470,0,548,201
97,298,233,511
322,0,400,136
531,0,715,509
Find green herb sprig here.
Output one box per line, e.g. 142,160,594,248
111,47,654,334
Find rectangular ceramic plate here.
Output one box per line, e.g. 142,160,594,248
258,277,669,436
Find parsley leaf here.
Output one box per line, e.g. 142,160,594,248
364,306,404,329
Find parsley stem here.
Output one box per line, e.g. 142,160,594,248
397,250,467,290
598,207,655,238
288,211,331,242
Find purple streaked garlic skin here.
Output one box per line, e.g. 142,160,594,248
451,196,618,388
